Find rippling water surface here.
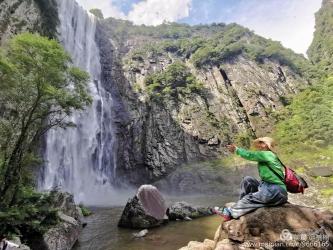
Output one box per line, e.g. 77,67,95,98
73,195,236,250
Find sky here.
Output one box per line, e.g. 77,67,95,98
77,0,322,55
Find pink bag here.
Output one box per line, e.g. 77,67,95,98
268,158,308,194
284,166,308,193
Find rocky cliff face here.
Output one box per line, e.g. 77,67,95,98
96,19,310,185
0,0,42,44
0,0,57,45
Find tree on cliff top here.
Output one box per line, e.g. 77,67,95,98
0,33,91,207
90,8,104,19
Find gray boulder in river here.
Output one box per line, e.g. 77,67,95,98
118,196,167,229
118,185,168,229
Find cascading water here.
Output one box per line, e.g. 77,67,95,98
39,0,127,205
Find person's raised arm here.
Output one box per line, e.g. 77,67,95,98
227,144,269,162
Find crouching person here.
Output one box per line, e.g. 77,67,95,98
217,137,288,221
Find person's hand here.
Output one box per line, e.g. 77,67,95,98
226,144,237,153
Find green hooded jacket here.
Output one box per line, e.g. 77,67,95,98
236,147,287,191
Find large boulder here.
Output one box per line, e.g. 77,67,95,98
168,202,214,221
49,191,83,220
118,185,168,229
180,203,333,250
40,212,81,250
118,196,167,229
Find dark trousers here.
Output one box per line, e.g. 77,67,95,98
230,176,288,219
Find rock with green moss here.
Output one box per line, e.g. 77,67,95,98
28,192,83,250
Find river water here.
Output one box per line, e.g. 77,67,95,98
73,195,236,250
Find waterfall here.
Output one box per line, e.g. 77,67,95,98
39,0,123,205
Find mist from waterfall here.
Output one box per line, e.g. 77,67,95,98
39,0,131,206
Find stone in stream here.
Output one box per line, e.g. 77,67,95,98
133,229,149,238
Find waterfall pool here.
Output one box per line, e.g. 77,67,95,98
73,195,235,250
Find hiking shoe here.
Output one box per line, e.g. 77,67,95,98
213,206,232,221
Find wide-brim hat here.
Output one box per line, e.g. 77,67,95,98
253,137,275,151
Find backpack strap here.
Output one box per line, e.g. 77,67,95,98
263,154,285,182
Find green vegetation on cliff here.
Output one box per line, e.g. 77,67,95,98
272,78,333,171
120,21,313,79
90,8,104,19
144,61,203,99
183,24,312,78
307,0,333,76
275,77,333,147
122,23,317,86
102,18,227,42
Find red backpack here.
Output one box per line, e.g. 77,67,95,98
267,158,308,193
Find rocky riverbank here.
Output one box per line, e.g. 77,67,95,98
180,203,333,250
178,168,333,250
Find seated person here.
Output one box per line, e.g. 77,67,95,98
216,137,288,221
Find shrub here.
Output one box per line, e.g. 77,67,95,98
274,77,333,147
89,9,104,19
144,61,203,99
0,188,58,238
235,131,254,148
79,205,93,217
